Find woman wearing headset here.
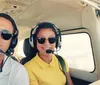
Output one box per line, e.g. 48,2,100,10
24,22,74,85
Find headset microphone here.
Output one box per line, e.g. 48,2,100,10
46,49,54,54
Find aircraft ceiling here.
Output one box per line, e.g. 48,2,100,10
0,0,100,40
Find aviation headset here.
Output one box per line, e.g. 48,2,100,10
0,13,19,55
29,22,62,50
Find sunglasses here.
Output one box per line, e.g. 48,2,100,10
37,37,56,44
0,30,13,40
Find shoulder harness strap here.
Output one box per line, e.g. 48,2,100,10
55,54,68,85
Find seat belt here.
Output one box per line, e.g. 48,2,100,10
55,54,68,85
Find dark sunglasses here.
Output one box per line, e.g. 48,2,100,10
37,37,56,44
0,30,13,40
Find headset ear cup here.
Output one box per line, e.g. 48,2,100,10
56,36,58,48
56,34,61,50
6,37,18,55
10,38,18,49
29,35,34,47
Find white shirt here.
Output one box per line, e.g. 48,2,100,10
0,55,29,85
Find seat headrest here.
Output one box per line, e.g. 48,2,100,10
20,38,37,64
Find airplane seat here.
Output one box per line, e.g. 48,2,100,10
20,38,37,65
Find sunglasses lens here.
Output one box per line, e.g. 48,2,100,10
49,37,56,44
37,38,45,44
1,30,12,40
37,37,56,44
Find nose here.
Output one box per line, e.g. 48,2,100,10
44,39,50,45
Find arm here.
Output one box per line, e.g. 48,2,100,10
66,72,74,85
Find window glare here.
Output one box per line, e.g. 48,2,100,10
58,33,94,72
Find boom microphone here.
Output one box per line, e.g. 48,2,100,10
46,49,54,54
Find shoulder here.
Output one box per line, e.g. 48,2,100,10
4,57,29,85
9,57,23,67
24,54,39,67
55,54,68,63
8,57,29,85
8,57,28,73
55,54,69,72
24,57,36,69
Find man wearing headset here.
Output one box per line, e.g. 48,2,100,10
0,13,29,85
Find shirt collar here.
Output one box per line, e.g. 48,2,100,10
34,53,57,69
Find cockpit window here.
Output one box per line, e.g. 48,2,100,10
58,33,94,72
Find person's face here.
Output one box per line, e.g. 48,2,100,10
37,28,56,55
0,17,13,53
